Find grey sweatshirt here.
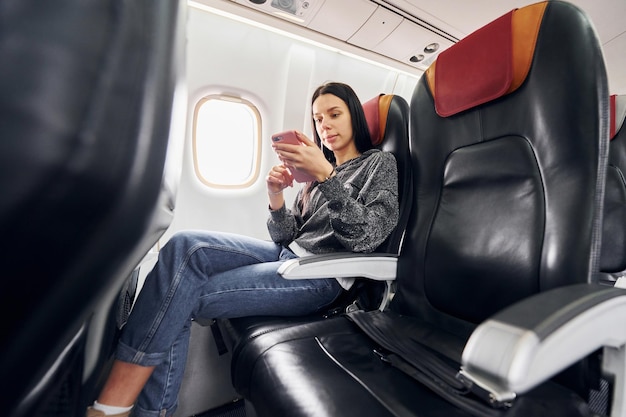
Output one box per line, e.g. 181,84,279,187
267,149,399,255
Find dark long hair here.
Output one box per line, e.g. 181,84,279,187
300,82,373,212
310,82,373,165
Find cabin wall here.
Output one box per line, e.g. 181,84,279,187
163,6,420,243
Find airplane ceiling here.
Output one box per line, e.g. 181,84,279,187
229,0,456,71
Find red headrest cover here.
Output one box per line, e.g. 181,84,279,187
611,94,626,140
425,1,547,117
362,94,393,146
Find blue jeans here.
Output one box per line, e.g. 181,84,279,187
115,230,343,417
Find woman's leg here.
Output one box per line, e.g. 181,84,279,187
96,361,155,407
194,258,343,318
96,230,342,417
131,238,342,417
95,231,283,416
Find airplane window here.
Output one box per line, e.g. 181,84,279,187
192,95,261,188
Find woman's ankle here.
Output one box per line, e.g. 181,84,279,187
86,407,131,417
87,401,133,416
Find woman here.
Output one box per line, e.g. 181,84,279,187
87,82,399,417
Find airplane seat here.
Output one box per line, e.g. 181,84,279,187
329,93,412,313
227,2,623,416
218,93,411,364
362,93,412,257
0,1,187,416
600,94,626,281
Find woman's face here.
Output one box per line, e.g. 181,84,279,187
312,93,355,154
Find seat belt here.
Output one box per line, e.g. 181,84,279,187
347,310,512,416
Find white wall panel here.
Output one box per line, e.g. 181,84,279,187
166,6,418,244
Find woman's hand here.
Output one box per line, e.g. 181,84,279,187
272,131,333,182
266,164,293,210
267,164,293,194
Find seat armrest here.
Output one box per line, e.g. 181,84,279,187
277,253,397,281
458,283,626,409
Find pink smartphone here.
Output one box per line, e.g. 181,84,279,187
271,130,316,183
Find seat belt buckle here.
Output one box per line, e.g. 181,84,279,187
456,369,516,409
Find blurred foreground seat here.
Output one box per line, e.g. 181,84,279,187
0,1,187,416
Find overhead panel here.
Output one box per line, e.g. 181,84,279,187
228,0,458,72
373,18,454,69
231,0,326,25
347,6,403,49
306,0,377,41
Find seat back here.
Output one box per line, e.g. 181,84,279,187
329,93,411,312
362,94,412,255
600,94,626,276
391,0,608,338
0,1,187,415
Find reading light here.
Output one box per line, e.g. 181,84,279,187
424,43,439,54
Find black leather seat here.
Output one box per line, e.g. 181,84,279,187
228,2,622,416
600,94,626,280
362,94,413,258
0,1,187,416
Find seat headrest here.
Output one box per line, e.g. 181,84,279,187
425,1,547,117
362,94,394,146
610,94,626,140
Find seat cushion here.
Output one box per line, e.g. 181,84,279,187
233,314,593,417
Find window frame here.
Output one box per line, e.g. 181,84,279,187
191,94,263,189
